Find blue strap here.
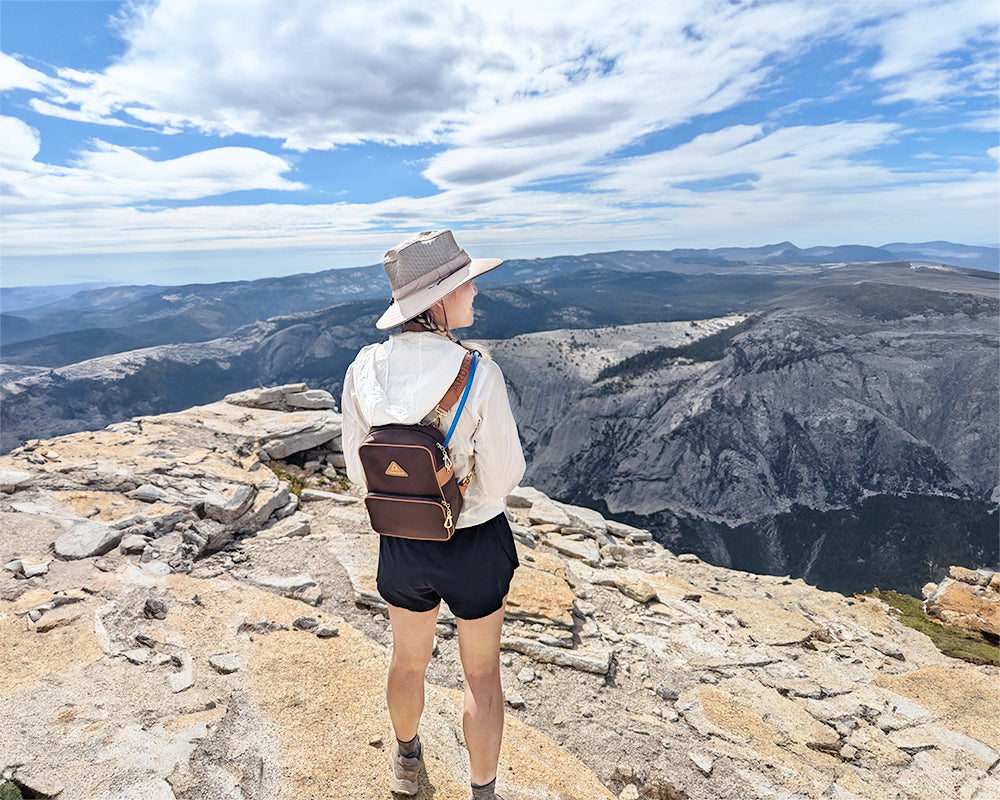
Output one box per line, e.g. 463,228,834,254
443,351,479,447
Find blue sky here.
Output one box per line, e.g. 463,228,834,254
1,0,997,286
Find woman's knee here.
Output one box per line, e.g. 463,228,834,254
461,660,501,692
391,648,433,675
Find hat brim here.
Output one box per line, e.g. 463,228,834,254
376,257,503,329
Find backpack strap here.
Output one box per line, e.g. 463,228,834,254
426,350,476,425
442,351,479,447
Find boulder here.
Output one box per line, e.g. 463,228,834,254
528,500,571,528
0,470,33,493
202,483,256,524
285,389,338,410
507,485,550,508
53,520,122,560
257,411,343,459
923,576,1000,636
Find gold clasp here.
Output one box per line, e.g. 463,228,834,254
442,501,453,529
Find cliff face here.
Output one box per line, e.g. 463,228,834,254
491,285,999,595
1,393,997,800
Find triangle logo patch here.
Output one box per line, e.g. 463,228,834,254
385,461,409,478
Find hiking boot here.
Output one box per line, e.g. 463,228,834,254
389,737,422,796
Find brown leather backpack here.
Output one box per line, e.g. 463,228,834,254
359,351,478,540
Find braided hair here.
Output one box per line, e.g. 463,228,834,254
409,305,484,356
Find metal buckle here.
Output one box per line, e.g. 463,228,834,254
437,443,453,471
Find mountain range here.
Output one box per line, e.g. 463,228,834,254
1,243,997,594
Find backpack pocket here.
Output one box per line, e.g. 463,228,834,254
364,494,457,540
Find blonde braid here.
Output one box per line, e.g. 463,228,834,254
410,309,486,356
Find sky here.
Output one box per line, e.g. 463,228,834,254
0,0,998,287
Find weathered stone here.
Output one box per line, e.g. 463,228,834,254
53,520,122,560
517,667,536,684
557,503,608,535
245,572,321,605
501,637,611,675
203,483,256,523
315,624,339,639
144,598,169,619
689,752,714,776
506,565,576,628
21,560,50,579
618,785,640,800
724,598,819,646
127,484,168,503
0,470,33,492
33,606,84,632
122,648,152,665
529,500,572,528
544,534,601,566
209,653,242,674
593,570,657,603
950,565,990,586
605,520,651,541
507,485,550,508
299,488,356,504
285,389,338,410
258,411,343,459
120,534,149,554
924,577,1000,636
293,615,319,630
224,383,307,409
258,511,312,540
273,492,300,519
182,518,232,555
169,653,194,692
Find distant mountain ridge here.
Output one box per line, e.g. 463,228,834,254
2,241,995,363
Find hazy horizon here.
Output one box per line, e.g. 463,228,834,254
2,238,998,291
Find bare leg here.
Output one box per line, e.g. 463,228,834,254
386,602,440,741
455,596,507,787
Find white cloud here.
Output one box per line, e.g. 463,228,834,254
863,0,999,104
0,52,52,92
0,126,306,211
592,122,911,202
0,0,996,268
0,115,41,162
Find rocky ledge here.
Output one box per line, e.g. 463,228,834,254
0,386,997,800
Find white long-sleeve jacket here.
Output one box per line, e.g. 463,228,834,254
341,331,526,528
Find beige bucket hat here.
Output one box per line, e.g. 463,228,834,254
376,229,503,329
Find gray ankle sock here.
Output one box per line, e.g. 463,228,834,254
397,734,421,759
471,778,496,799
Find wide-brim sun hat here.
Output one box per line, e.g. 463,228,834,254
376,229,503,329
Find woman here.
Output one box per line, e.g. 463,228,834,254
342,229,526,800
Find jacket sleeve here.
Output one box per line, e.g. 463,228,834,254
471,359,526,499
341,361,368,488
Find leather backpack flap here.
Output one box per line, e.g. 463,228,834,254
359,425,450,497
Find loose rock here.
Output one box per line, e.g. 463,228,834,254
209,653,242,674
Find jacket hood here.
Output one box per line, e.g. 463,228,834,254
350,331,469,426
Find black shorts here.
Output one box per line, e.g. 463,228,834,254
376,513,520,620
